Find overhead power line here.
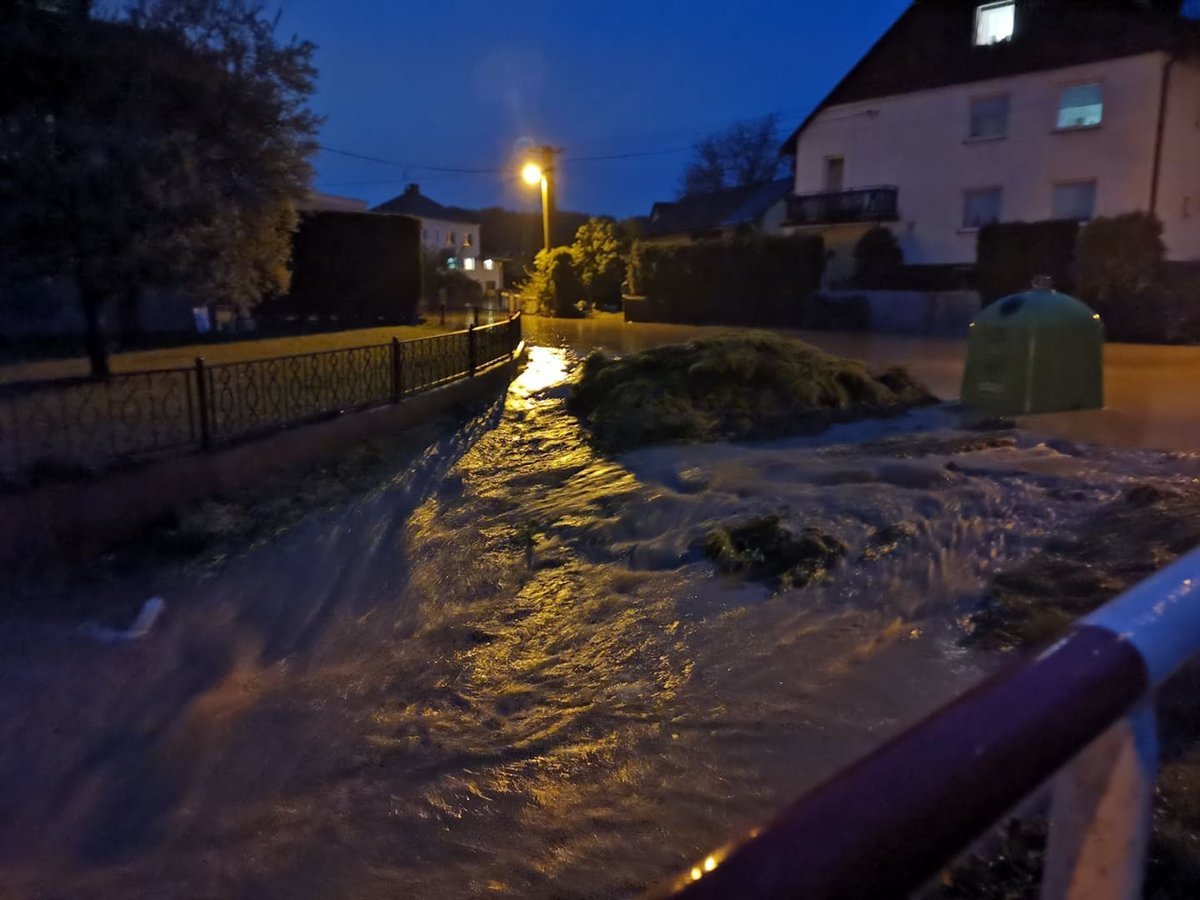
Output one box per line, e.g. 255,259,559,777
315,108,797,183
317,145,501,174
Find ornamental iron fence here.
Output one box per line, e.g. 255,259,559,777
0,313,521,479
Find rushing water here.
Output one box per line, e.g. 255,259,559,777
2,345,1199,899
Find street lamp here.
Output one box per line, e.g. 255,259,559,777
521,146,559,254
521,162,543,186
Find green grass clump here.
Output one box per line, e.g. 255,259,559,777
703,515,846,592
567,332,935,452
952,482,1200,899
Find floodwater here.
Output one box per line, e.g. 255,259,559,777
3,337,1200,898
526,312,1200,453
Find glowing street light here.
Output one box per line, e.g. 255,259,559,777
521,146,559,253
521,162,543,186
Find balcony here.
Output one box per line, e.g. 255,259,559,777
785,186,899,227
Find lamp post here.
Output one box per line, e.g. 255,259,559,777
521,145,559,253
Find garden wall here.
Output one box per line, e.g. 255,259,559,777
817,290,982,337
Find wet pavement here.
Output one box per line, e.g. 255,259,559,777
2,325,1200,898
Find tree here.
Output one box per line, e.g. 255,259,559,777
0,0,318,376
853,226,903,289
421,248,481,309
521,247,584,318
129,0,320,305
679,114,785,198
571,218,625,309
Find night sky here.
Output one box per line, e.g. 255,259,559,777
282,0,909,218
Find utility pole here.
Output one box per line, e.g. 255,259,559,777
538,145,560,253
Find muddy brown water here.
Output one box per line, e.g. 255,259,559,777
526,313,1200,453
2,337,1200,898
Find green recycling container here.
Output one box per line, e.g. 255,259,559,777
961,289,1104,414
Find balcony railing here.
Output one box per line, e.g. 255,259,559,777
785,185,899,226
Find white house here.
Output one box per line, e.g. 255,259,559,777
373,184,504,294
781,0,1200,275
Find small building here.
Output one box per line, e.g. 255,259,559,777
643,178,792,244
780,0,1200,269
373,184,504,295
296,191,370,213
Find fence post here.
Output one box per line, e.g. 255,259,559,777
194,357,211,449
391,337,403,402
467,324,477,378
1041,702,1157,900
471,305,480,327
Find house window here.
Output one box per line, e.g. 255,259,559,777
463,232,473,248
483,258,495,271
963,187,1003,229
485,280,497,291
1057,83,1103,129
464,257,476,271
969,94,1010,139
824,156,845,192
1052,180,1097,221
975,1,1015,46
448,231,457,246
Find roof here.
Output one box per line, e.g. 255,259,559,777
297,191,369,213
782,0,1195,155
645,178,792,238
372,184,480,224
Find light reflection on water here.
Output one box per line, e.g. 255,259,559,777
2,345,1199,898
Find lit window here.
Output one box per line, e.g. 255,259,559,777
1057,83,1103,129
483,258,494,271
969,94,1010,139
975,1,1015,46
464,257,476,271
446,256,457,270
963,187,1003,228
1052,180,1097,221
463,232,473,248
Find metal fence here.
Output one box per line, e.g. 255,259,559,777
0,314,521,478
659,545,1200,900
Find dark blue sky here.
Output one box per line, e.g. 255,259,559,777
281,0,908,218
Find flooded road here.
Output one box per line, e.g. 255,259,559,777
526,313,1200,453
3,341,1200,898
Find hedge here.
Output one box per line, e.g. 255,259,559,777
853,226,903,289
976,219,1079,303
627,234,826,326
284,211,422,324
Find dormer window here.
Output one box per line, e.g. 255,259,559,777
975,1,1015,46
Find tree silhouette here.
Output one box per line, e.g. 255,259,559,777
679,114,785,198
